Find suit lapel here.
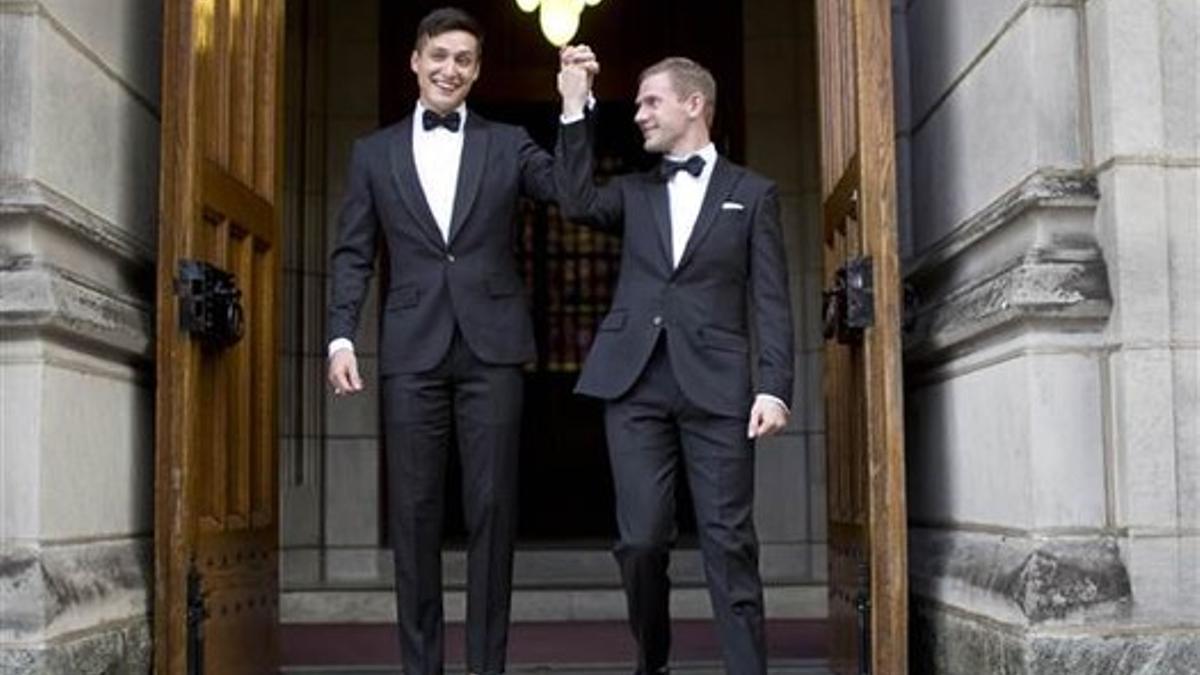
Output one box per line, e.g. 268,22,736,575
447,113,487,246
676,157,741,272
390,118,448,251
643,177,674,270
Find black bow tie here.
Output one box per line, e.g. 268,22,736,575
422,110,461,133
659,155,706,180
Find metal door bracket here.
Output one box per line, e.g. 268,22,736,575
176,259,245,350
186,563,207,675
823,256,875,344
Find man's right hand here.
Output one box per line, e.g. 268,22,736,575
328,348,364,396
558,44,599,118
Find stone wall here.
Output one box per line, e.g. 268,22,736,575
278,0,384,591
0,0,161,672
1085,0,1199,669
899,0,1198,672
743,0,830,603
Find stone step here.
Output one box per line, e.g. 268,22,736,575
284,544,824,591
283,546,828,623
282,584,827,624
281,661,833,674
280,620,830,673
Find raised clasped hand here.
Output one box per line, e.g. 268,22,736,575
559,44,600,75
558,44,600,114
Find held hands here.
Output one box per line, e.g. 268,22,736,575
328,348,364,397
747,396,789,439
558,44,599,118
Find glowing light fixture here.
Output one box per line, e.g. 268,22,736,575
515,0,603,47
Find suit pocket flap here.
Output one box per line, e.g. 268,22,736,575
487,274,522,297
701,326,748,352
599,310,627,331
386,284,419,309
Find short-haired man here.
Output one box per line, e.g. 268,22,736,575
556,52,795,674
327,9,592,674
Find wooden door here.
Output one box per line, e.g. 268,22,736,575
815,1,908,674
155,0,286,672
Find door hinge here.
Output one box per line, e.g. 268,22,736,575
856,562,872,675
822,256,874,344
902,281,920,335
186,563,207,675
175,259,245,350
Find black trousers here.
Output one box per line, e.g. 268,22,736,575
381,330,523,675
604,339,767,675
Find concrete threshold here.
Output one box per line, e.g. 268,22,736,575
281,661,833,674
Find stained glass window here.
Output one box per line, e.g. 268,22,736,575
519,155,624,372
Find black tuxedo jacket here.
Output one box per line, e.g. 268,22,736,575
554,120,794,417
329,112,554,375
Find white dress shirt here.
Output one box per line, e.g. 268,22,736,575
663,143,717,267
412,101,466,243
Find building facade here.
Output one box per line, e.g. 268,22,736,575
0,0,1195,672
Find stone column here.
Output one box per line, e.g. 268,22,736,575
0,1,161,672
743,0,828,617
279,0,385,605
901,0,1198,671
1085,0,1200,668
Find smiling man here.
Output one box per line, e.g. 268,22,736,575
555,53,794,674
326,8,583,675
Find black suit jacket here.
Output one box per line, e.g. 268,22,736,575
329,111,555,375
554,120,794,417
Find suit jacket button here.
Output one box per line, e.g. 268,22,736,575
446,253,456,263
652,315,663,327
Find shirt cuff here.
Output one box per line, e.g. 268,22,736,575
754,393,789,414
328,338,355,358
560,94,596,124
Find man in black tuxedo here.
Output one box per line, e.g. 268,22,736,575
326,9,593,675
555,52,795,674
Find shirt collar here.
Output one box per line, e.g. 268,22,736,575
665,143,716,163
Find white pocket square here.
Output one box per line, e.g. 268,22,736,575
721,201,745,211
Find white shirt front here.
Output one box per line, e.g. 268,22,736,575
412,101,467,243
664,143,718,268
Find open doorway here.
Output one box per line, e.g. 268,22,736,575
279,0,826,632
147,0,899,669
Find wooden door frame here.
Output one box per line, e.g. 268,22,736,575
849,1,907,667
817,0,908,672
154,1,201,668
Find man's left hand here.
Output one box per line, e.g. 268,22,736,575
558,44,599,118
747,396,789,439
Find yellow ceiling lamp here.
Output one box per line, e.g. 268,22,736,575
516,0,604,47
